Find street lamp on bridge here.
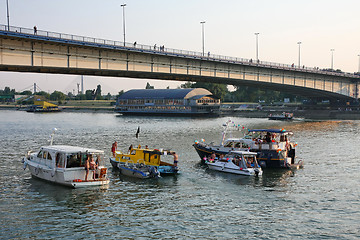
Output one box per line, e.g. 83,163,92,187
255,33,260,61
330,49,335,69
121,3,127,46
200,21,206,56
6,0,10,31
297,42,302,67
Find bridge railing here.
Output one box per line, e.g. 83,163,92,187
1,24,359,79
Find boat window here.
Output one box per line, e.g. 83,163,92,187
47,152,52,160
244,155,256,168
56,153,65,168
234,143,241,148
66,153,82,168
37,151,43,158
131,150,136,155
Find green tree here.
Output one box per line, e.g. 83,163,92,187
104,93,112,100
75,94,87,100
95,85,102,100
85,90,94,100
50,91,66,101
36,91,50,99
180,81,193,88
19,90,33,95
117,90,124,98
190,82,228,101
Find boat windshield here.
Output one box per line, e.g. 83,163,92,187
65,152,104,168
243,155,259,168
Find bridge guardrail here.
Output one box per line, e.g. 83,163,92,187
1,24,359,79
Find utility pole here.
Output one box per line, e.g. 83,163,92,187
6,0,10,31
200,21,206,56
255,33,260,61
297,42,302,67
121,4,126,46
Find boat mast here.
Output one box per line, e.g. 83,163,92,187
50,128,57,145
220,120,230,146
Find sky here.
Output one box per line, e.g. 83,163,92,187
1,0,360,94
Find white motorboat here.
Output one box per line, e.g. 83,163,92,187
194,120,302,169
22,130,110,188
205,151,263,176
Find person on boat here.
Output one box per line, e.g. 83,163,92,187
246,157,254,168
265,132,271,143
145,145,149,149
111,141,117,157
209,152,216,162
85,155,90,181
171,152,178,167
90,155,98,180
128,144,133,153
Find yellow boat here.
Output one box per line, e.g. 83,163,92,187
109,147,179,178
27,100,60,112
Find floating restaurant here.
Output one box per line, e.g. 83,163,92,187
115,88,220,116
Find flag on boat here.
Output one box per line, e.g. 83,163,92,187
136,126,140,138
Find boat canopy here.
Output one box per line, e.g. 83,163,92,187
34,100,58,108
143,149,171,155
229,150,257,156
248,129,292,134
40,145,104,154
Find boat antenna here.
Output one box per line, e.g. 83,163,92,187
49,128,57,145
220,119,231,145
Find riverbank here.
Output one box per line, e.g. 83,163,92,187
222,109,360,120
0,100,116,113
2,102,360,119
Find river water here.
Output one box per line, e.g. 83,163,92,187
0,110,359,239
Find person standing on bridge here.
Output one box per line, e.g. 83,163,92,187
33,26,37,35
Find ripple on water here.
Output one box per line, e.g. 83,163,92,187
0,111,360,239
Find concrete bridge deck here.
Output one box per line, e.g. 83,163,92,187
0,24,359,100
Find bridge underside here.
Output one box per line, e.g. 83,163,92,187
0,64,351,100
0,30,359,100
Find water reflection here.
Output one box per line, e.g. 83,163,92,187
1,111,360,239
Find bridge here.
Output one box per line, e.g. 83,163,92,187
0,24,359,100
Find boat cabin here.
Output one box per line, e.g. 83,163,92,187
115,147,172,167
219,151,259,169
31,145,105,169
222,138,251,149
246,129,293,151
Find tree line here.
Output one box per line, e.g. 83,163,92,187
0,85,124,104
1,81,306,104
180,81,306,103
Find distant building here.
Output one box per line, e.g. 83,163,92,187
115,88,220,116
0,95,14,102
